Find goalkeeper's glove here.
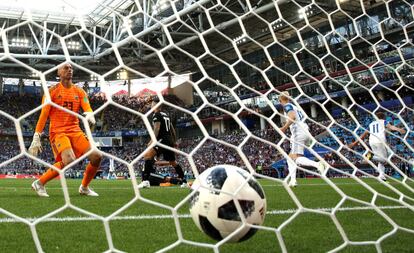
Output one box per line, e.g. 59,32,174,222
28,132,42,157
83,112,96,125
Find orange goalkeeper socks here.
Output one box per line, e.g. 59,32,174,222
81,163,99,187
39,162,64,185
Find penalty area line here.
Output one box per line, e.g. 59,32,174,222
0,205,408,223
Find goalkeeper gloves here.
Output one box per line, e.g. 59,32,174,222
83,112,96,125
28,132,42,157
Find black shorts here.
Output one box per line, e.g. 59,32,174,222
154,144,175,162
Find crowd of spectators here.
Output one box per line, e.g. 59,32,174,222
0,109,412,179
0,99,414,177
1,94,413,179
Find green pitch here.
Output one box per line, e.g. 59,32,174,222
0,178,413,253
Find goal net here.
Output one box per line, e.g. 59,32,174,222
0,0,413,252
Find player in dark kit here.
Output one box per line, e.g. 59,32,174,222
138,99,188,188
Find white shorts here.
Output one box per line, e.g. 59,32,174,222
290,132,310,155
369,142,388,163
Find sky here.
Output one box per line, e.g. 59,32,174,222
0,0,104,15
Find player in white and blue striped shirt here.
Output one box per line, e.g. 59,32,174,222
349,111,406,181
278,91,327,187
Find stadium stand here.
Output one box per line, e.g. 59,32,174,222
0,38,413,180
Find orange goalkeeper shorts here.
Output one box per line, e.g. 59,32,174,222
50,132,91,162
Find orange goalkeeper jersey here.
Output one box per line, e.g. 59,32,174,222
35,83,93,139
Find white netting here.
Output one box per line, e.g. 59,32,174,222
0,0,414,252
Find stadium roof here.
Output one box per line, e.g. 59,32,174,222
0,0,132,26
0,0,407,80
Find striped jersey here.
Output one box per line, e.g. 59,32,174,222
283,102,308,135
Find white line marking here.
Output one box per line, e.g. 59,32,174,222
0,206,409,223
0,182,411,191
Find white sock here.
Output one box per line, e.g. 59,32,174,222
296,157,320,169
378,163,385,178
287,159,297,183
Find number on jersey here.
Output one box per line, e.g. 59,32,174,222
164,116,170,132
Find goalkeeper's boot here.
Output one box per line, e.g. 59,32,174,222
137,180,150,189
79,185,99,196
379,174,388,182
32,180,49,197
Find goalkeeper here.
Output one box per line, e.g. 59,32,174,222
29,63,102,197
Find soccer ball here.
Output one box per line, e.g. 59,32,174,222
189,165,266,242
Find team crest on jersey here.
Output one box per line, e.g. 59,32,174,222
74,96,79,100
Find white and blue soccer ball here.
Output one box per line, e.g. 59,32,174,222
189,165,266,242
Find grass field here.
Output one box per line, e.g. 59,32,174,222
0,178,414,253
